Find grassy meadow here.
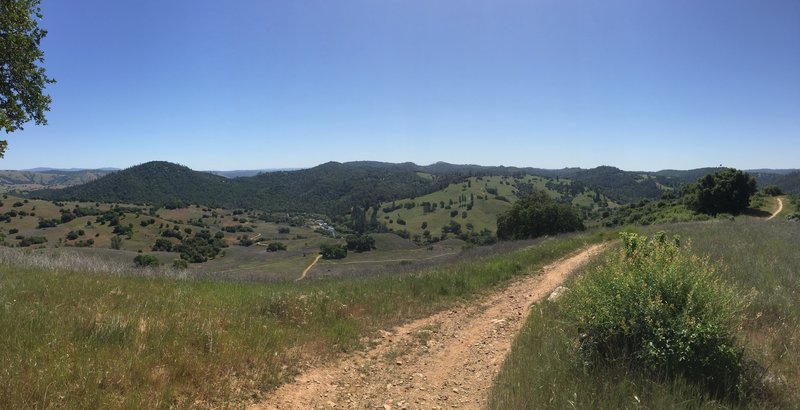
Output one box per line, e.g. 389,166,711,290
0,230,610,408
489,219,800,409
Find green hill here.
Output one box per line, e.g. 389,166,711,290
34,160,794,217
377,175,614,241
33,161,457,214
752,171,800,194
33,161,234,208
233,161,455,214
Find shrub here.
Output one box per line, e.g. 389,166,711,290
151,238,172,252
320,243,347,259
110,235,123,250
113,224,134,238
345,234,375,252
37,218,58,229
18,236,47,247
172,258,188,269
161,229,183,240
762,185,783,196
496,190,584,240
564,232,748,398
278,227,290,234
441,220,461,235
133,254,159,267
266,242,287,252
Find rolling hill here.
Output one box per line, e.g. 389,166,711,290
0,169,114,193
33,162,235,208
32,161,457,214
30,161,798,216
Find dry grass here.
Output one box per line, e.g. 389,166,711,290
0,230,608,408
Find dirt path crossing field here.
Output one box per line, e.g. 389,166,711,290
767,197,783,220
250,243,606,410
297,255,322,281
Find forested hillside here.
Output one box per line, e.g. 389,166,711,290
752,171,800,194
31,161,798,215
33,161,456,214
33,162,235,208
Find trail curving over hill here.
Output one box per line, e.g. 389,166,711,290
250,243,607,409
767,198,783,220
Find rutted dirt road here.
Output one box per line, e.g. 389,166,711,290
767,197,783,220
250,243,606,410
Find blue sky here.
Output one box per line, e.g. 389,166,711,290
2,0,798,171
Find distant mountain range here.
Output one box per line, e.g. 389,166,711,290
19,167,121,172
205,168,303,178
0,169,116,193
24,161,799,215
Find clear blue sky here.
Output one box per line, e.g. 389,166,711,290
2,0,798,171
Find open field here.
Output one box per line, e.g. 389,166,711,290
0,231,608,408
489,219,800,409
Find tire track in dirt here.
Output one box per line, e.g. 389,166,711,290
250,243,607,410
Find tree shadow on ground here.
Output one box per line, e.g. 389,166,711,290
742,208,772,218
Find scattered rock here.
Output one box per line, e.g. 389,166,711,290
547,286,569,302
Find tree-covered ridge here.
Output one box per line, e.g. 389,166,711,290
235,161,456,214
33,161,234,209
751,171,800,195
31,160,798,217
32,161,456,215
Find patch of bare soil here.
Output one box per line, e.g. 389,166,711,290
249,243,606,410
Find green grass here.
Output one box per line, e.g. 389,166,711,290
378,175,611,239
0,230,609,408
489,220,799,409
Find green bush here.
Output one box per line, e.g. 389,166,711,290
565,232,749,398
320,243,347,259
133,254,159,267
496,190,584,240
172,258,188,269
684,168,756,215
345,234,375,252
762,185,783,196
266,242,287,252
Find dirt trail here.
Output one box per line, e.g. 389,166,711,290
296,255,322,281
251,243,606,410
767,197,783,220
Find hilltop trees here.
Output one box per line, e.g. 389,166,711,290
496,190,584,240
1,0,55,157
346,234,375,252
684,168,756,215
320,243,347,259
